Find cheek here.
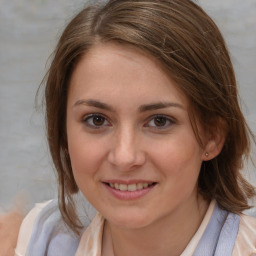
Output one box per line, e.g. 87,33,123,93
148,133,203,179
68,139,106,200
67,131,106,179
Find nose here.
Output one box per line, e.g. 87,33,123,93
107,125,146,171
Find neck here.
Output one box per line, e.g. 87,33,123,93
102,195,210,256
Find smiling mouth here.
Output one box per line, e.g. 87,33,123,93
105,182,157,192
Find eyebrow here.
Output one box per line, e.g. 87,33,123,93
139,102,183,112
73,99,114,111
73,99,183,112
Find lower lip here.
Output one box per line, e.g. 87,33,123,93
103,183,156,200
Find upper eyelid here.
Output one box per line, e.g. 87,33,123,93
82,113,111,127
146,114,176,122
144,115,176,127
82,113,108,120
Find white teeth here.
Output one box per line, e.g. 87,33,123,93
109,182,154,191
128,184,137,191
137,183,144,190
119,184,127,191
143,183,149,188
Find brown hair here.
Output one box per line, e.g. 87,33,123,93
43,0,255,233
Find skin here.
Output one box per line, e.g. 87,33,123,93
0,211,23,256
66,42,223,256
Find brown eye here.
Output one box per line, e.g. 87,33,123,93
154,116,167,127
92,116,105,126
145,115,175,129
83,114,110,129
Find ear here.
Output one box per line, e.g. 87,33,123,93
202,118,227,161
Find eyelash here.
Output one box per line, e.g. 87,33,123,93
144,115,175,129
82,114,175,130
82,113,111,129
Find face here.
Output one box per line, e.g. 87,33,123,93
66,42,209,230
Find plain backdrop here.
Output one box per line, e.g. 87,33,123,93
0,0,256,212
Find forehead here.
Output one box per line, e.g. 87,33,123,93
68,42,188,107
71,42,169,85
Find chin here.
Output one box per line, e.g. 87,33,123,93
105,209,154,230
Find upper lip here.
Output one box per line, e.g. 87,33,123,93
103,179,157,185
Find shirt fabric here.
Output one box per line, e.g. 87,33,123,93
15,199,256,256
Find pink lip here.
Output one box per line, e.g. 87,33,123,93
102,182,157,200
103,179,155,184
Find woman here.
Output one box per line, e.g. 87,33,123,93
15,0,256,255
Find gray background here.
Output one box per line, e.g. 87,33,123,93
0,0,256,212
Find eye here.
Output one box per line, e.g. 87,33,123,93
145,115,175,129
83,114,110,129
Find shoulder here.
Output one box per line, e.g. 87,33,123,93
232,214,256,256
15,199,86,256
15,200,52,256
